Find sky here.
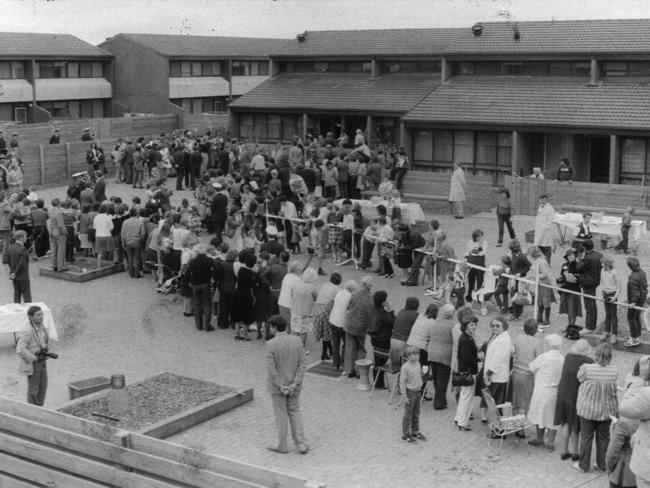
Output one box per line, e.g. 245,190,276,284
3,0,650,45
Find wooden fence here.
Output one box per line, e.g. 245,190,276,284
0,395,322,488
504,175,650,216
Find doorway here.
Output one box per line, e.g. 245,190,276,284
14,107,27,124
317,116,341,138
344,116,366,140
589,136,610,183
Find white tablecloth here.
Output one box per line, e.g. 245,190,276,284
334,199,426,225
0,302,58,340
553,212,647,242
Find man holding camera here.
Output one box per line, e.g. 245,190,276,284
16,305,56,406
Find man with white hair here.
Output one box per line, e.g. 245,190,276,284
343,275,374,378
527,334,565,451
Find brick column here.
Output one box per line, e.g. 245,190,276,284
511,130,519,174
609,134,618,184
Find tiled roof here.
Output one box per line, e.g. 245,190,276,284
0,32,111,58
443,19,650,55
109,33,290,58
272,28,464,57
403,75,650,131
229,72,439,114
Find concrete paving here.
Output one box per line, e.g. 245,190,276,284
0,178,642,488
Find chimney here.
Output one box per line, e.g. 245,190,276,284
472,23,483,36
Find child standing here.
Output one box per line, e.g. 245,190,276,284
625,257,647,347
400,346,427,443
600,257,621,345
452,262,469,309
492,255,512,313
306,219,326,276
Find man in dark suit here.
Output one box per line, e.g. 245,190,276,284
188,145,202,190
576,239,603,331
6,230,31,303
265,315,308,454
93,171,107,203
210,184,228,245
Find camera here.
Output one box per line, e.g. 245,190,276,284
37,348,59,361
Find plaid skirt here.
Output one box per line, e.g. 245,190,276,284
313,303,333,342
328,226,342,246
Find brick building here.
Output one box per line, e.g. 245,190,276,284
99,34,290,116
0,32,113,123
231,19,650,187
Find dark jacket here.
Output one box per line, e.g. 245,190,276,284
215,260,237,294
186,254,216,286
511,252,531,277
457,332,478,374
369,308,395,344
576,249,603,289
391,309,419,342
344,289,374,337
211,193,228,223
6,241,29,281
93,178,107,203
627,269,648,304
296,167,316,193
261,239,284,258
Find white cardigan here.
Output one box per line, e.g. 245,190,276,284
483,331,513,383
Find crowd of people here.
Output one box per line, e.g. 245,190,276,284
2,127,649,485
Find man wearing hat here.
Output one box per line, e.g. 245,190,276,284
210,183,228,245
81,127,92,142
9,132,18,149
49,128,60,145
0,130,6,156
261,225,285,257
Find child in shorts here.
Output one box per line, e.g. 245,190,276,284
400,346,427,443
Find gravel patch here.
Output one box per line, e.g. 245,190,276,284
59,372,236,432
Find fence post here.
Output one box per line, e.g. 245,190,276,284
39,144,45,185
65,142,71,180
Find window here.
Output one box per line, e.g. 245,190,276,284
79,100,93,118
79,62,93,78
329,62,346,72
281,115,297,141
413,130,433,163
254,114,267,140
192,98,202,114
258,61,269,76
91,62,103,77
0,62,11,79
476,132,497,165
548,62,572,76
433,131,453,162
621,138,647,175
250,61,260,76
294,62,311,72
453,131,474,163
602,61,627,76
502,62,523,75
523,62,548,76
38,61,66,78
268,114,281,139
419,61,441,73
628,61,650,76
170,61,181,77
497,132,512,167
180,61,191,77
475,62,500,75
239,114,254,139
572,62,591,77
345,62,363,73
232,61,249,76
213,100,225,112
191,62,202,76
67,62,79,78
455,62,475,75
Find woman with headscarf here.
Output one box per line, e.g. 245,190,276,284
368,290,395,389
554,339,594,461
527,334,565,451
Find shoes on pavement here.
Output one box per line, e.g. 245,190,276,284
624,337,641,347
401,435,417,444
413,432,427,441
267,445,289,454
572,462,587,473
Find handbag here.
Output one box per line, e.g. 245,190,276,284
452,370,474,387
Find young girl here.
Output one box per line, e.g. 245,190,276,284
327,205,343,262
557,248,582,339
600,257,621,345
377,216,396,278
452,262,469,309
306,219,326,276
492,255,512,313
465,229,487,303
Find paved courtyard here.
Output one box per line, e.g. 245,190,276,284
0,178,643,488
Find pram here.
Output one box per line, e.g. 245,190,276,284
472,265,501,316
155,273,183,304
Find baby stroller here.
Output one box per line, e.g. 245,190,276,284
156,273,182,304
472,264,500,316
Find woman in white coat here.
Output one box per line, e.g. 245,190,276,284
527,334,565,451
480,315,513,423
534,194,555,263
448,162,466,219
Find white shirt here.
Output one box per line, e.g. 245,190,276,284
278,273,300,309
93,213,114,238
484,331,513,383
329,289,352,328
172,227,190,251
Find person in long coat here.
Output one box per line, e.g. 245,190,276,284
533,194,555,263
448,162,466,219
527,334,565,451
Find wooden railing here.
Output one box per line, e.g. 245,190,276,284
0,396,322,488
